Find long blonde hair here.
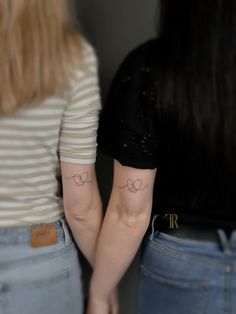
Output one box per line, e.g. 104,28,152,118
0,0,82,115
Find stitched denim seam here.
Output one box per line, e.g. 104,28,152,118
153,231,219,247
1,269,71,291
0,241,75,270
146,239,219,268
144,239,225,271
140,264,212,289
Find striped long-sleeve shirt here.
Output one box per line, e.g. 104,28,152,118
0,40,101,227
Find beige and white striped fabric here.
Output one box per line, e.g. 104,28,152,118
0,40,101,227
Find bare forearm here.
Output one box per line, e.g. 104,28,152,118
60,162,103,267
90,206,150,299
66,205,103,266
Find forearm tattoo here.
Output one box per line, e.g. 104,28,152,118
119,178,148,193
66,172,91,186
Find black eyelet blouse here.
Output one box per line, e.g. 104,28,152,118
98,39,236,229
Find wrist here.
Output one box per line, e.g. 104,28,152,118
89,280,110,302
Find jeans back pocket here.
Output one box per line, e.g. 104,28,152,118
137,264,211,314
136,236,213,314
0,269,75,314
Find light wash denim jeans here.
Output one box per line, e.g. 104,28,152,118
137,217,236,314
0,219,83,314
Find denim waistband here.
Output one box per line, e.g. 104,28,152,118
0,220,67,245
150,214,236,255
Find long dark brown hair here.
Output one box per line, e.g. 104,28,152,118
156,0,236,160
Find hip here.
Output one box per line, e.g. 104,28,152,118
141,216,236,288
137,221,236,314
0,219,83,314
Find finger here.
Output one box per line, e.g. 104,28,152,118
110,304,119,314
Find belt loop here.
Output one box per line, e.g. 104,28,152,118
150,214,158,240
60,219,70,245
229,230,236,248
217,229,231,255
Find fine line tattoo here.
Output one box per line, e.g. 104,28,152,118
67,172,91,186
119,178,148,193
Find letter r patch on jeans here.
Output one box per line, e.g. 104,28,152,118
30,224,58,248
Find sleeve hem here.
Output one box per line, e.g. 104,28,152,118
60,157,96,165
99,147,158,170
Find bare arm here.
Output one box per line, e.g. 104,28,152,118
88,160,157,306
61,161,102,266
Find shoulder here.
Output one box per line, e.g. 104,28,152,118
117,39,160,73
81,38,98,64
101,39,160,119
110,39,160,91
80,37,98,74
70,38,99,90
106,38,160,101
126,38,159,60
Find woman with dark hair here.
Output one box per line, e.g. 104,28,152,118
88,1,236,313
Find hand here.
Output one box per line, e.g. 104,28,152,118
86,298,109,314
86,289,119,314
108,289,119,314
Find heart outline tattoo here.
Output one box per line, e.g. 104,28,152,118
67,172,91,186
119,178,148,193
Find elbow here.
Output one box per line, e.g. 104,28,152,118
64,200,102,224
116,202,152,233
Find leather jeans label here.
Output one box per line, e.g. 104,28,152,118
31,224,58,248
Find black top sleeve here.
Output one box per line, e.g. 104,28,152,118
98,40,160,169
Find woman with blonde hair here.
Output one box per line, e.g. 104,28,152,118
0,1,102,313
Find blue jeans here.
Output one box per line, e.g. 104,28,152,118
0,219,83,314
137,219,236,314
